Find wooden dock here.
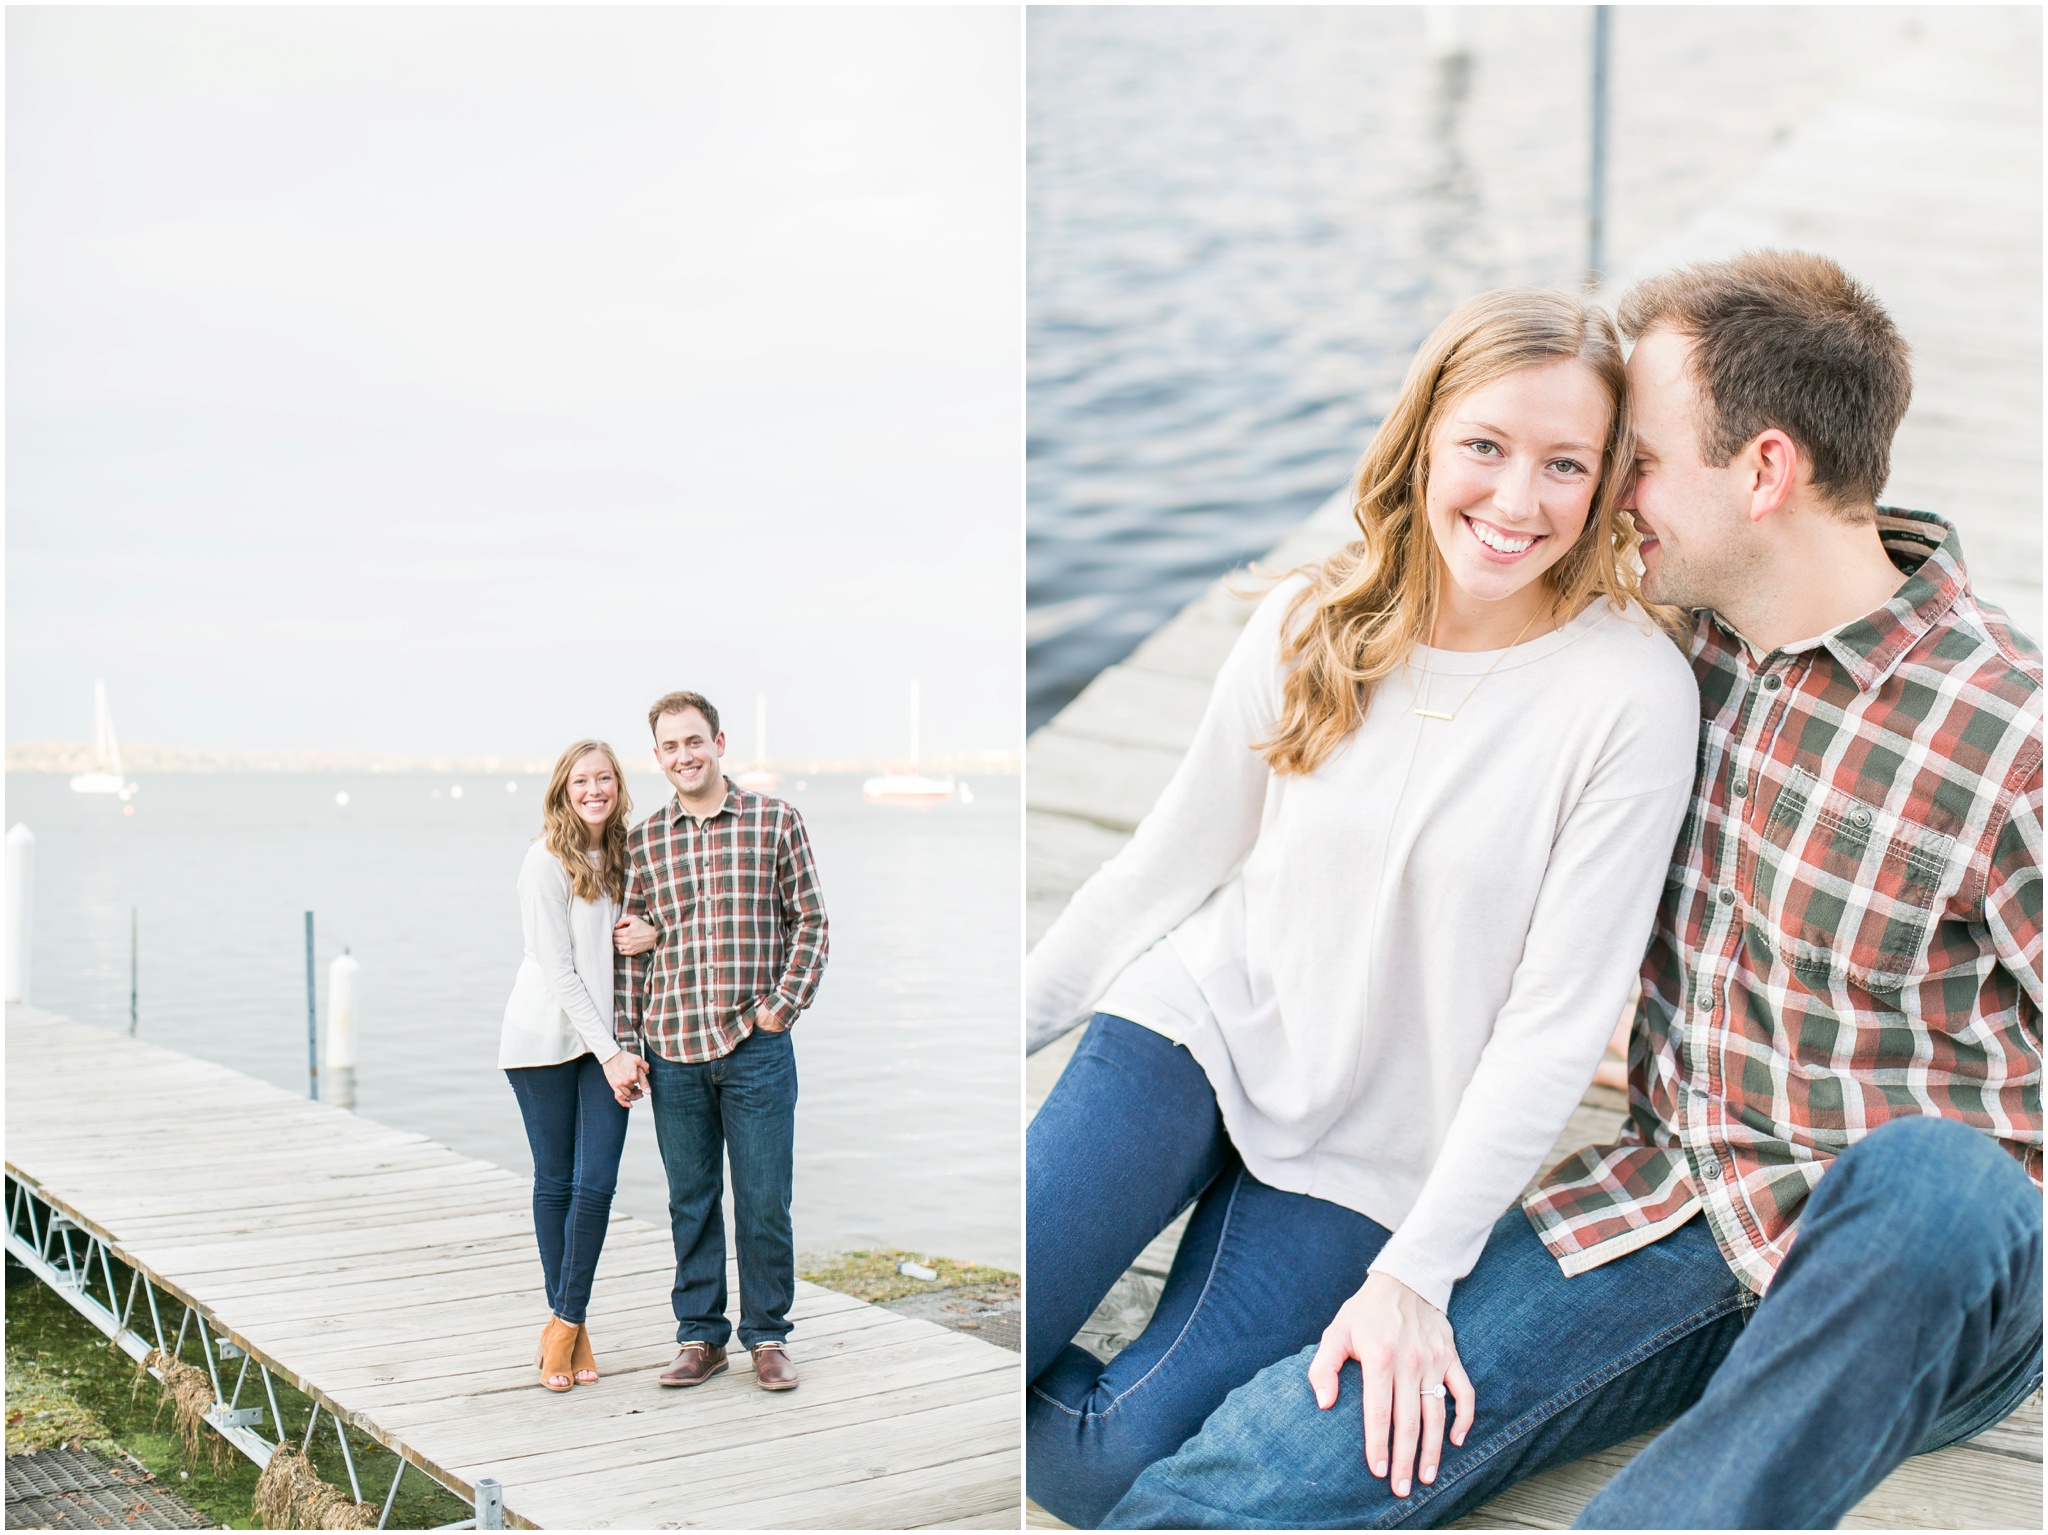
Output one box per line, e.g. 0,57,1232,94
6,1005,1019,1531
1025,13,2041,1526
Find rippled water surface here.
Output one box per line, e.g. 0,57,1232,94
1027,5,1939,727
10,770,1020,1270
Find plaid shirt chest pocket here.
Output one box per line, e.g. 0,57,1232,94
1747,765,1959,993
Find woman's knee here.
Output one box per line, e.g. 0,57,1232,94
1028,1369,1206,1530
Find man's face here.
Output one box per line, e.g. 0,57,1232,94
654,708,724,799
1624,327,1755,611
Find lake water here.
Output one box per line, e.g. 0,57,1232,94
1026,5,1942,728
8,769,1021,1271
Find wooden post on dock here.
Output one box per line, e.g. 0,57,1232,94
326,950,359,1109
128,907,138,1036
5,824,31,1006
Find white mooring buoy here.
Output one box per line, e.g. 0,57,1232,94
5,823,34,1005
326,950,361,1109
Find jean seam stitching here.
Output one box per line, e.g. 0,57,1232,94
1359,1291,1752,1530
1029,1382,1085,1419
556,1060,594,1322
1090,1166,1246,1422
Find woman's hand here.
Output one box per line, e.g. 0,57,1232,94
613,915,658,956
603,1050,648,1105
1307,1271,1475,1499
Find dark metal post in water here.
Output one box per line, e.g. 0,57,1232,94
304,911,318,1099
128,907,138,1036
1587,4,1612,291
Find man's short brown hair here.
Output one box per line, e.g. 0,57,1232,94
648,690,720,740
1618,250,1912,516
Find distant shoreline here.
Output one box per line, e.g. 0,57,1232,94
5,744,1019,776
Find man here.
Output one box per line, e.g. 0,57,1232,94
1104,251,2042,1528
615,690,829,1392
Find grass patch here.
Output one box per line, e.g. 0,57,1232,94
800,1249,1019,1304
5,1350,118,1456
5,1255,471,1530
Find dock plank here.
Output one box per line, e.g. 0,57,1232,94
7,1005,1019,1528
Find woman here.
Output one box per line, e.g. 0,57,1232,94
500,739,657,1392
1024,288,1698,1525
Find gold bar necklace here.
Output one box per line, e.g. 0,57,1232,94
1413,605,1543,722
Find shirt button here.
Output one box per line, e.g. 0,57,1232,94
1763,675,1782,692
1717,888,1735,906
1731,777,1748,798
1847,806,1873,829
1700,1157,1722,1180
1697,987,1715,1009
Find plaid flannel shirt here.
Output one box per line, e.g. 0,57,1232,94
1526,509,2043,1295
614,780,829,1064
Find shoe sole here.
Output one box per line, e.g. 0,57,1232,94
658,1359,729,1388
756,1376,799,1392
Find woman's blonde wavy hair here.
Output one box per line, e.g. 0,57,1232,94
1260,286,1661,777
541,739,633,903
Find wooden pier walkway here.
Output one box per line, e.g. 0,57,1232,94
6,1005,1019,1530
1025,13,2041,1526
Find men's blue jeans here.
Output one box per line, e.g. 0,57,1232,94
647,1025,798,1351
1029,1014,1394,1528
505,1053,630,1327
1107,1113,2043,1530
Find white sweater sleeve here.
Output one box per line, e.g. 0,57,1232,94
1025,578,1301,1052
1366,662,1697,1313
519,852,622,1063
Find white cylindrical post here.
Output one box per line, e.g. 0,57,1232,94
326,951,361,1109
6,824,34,1005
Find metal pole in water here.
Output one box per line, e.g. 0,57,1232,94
304,911,318,1100
1587,4,1612,291
129,908,138,1035
326,949,360,1109
5,824,33,1005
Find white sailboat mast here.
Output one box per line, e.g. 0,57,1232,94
910,680,921,772
94,679,123,776
756,694,769,767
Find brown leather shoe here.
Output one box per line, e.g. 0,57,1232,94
751,1342,799,1391
657,1342,728,1387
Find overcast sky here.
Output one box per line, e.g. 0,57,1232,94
8,7,1021,762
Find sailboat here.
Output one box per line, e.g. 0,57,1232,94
70,680,137,799
862,681,955,804
733,694,781,793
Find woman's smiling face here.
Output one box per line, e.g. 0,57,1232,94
1422,359,1611,609
568,750,618,828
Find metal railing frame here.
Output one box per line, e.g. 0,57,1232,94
4,1169,503,1530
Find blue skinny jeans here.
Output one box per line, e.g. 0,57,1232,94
1028,1013,1394,1528
1107,1113,2043,1529
505,1051,630,1327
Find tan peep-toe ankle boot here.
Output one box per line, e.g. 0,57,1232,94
571,1323,599,1385
536,1317,578,1392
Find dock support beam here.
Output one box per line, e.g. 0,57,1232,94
3,1171,493,1529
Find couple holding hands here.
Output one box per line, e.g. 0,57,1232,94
498,690,829,1398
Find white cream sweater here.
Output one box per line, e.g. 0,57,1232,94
1026,576,1698,1311
499,841,623,1070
